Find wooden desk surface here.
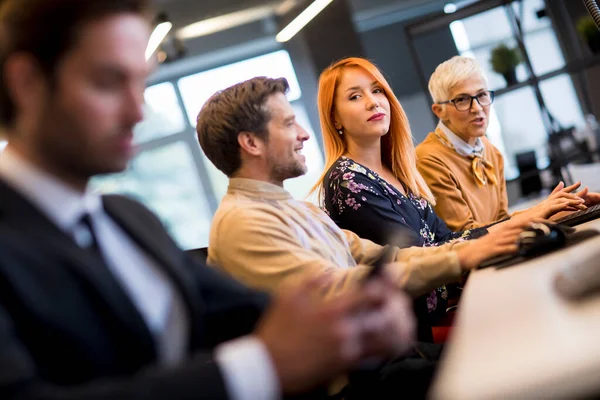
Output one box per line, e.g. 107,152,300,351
430,218,600,400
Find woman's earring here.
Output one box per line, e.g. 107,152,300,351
338,129,343,135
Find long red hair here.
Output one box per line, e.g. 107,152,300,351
310,57,435,205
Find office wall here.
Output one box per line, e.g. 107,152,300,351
359,19,459,143
397,92,436,144
359,21,423,95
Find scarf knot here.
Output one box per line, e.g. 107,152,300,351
434,127,497,187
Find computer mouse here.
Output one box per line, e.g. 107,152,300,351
517,222,567,257
554,244,600,300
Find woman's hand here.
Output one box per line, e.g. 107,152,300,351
573,186,600,207
549,185,600,221
518,181,585,223
457,220,523,270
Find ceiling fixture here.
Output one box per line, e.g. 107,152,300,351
276,0,335,43
443,0,480,14
146,13,173,61
177,4,276,40
276,0,298,15
444,3,457,14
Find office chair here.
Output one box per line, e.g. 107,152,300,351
186,247,208,265
516,150,543,197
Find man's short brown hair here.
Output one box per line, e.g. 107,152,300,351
196,76,290,177
0,0,151,128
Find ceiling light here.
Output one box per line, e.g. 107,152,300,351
157,50,168,64
444,3,457,14
177,5,275,40
276,0,334,43
275,0,298,15
146,20,172,60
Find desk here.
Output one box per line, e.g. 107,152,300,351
430,218,600,399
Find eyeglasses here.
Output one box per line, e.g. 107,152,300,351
437,90,495,111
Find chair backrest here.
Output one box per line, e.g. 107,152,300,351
186,247,208,265
516,150,542,197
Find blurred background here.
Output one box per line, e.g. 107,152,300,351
87,0,600,250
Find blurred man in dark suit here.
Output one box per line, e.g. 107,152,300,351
0,0,416,399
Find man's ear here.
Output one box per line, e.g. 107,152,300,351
431,103,445,120
4,54,47,116
237,131,266,157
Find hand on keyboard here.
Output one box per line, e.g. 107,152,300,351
574,186,600,208
509,182,585,227
550,185,600,225
553,204,600,227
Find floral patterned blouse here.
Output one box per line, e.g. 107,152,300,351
323,156,488,318
323,156,487,247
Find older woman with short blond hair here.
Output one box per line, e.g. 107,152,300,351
416,56,592,231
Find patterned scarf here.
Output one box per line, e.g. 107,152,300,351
434,125,497,187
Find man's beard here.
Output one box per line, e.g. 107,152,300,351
270,159,307,184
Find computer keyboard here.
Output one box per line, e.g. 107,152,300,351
554,204,600,227
478,228,599,269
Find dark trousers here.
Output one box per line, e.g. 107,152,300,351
343,343,443,400
284,343,442,399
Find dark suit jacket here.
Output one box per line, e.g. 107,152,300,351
0,179,271,399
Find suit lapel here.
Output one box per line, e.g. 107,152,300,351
0,180,157,356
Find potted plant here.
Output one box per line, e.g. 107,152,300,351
490,44,522,86
576,15,600,54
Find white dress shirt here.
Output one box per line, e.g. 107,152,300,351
0,147,279,400
438,121,485,157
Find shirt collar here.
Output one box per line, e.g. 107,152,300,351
0,146,102,232
228,178,293,201
437,121,485,157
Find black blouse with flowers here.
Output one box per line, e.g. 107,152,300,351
322,156,488,315
323,156,487,247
